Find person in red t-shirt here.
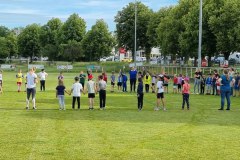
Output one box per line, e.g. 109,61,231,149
173,74,178,94
182,78,191,110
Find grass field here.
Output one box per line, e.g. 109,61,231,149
0,71,240,160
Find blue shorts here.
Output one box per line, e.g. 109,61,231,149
234,85,239,90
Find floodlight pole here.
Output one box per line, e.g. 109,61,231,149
198,0,203,68
134,0,137,67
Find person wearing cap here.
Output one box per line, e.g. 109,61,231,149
70,77,84,110
155,75,166,111
86,75,97,110
182,78,191,110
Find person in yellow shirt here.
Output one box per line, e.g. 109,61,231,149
16,69,24,92
143,72,152,93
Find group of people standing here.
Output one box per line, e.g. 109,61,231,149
0,66,237,111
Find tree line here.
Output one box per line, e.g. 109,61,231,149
0,0,239,63
115,0,240,62
0,14,115,62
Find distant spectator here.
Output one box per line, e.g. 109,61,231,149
129,67,137,92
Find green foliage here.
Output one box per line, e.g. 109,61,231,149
59,40,82,62
115,2,153,59
0,25,10,37
0,37,9,58
17,24,41,62
81,19,114,61
60,13,86,43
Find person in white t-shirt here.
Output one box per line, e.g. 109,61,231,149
155,75,166,111
0,70,3,94
38,69,48,91
85,75,97,110
70,77,84,109
26,68,38,109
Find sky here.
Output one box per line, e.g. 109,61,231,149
0,0,178,31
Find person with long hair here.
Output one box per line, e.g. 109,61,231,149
218,69,232,110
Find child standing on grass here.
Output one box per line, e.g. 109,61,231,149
206,74,212,95
110,71,115,92
177,74,183,93
70,77,84,110
56,80,69,110
155,75,166,111
173,74,178,94
137,78,144,111
0,70,3,94
151,73,156,93
58,71,64,80
79,71,86,90
117,73,123,92
122,73,128,92
182,78,191,110
16,69,24,92
200,75,206,95
86,75,97,110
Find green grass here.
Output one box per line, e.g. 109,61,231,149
0,71,240,159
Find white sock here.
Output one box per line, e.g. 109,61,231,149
26,99,29,107
32,98,36,108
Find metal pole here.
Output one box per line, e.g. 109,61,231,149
198,0,203,68
134,0,137,66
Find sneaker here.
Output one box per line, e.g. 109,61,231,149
163,108,167,111
59,108,62,110
218,108,223,110
100,108,103,110
154,107,159,111
33,107,37,110
26,107,29,110
226,108,230,111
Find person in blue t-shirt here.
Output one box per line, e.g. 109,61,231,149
205,73,212,95
122,73,128,92
233,72,240,97
218,69,232,111
129,67,137,92
137,78,144,111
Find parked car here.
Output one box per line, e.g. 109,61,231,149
121,58,132,62
212,55,225,64
228,52,240,64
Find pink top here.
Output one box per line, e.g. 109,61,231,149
182,83,190,94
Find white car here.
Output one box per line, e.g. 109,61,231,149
229,52,240,63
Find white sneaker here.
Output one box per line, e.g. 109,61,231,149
154,107,159,111
33,107,37,110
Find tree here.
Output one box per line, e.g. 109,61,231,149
39,18,62,60
18,24,41,62
115,2,153,60
147,7,171,48
6,33,18,59
60,13,86,43
208,0,240,58
0,26,10,37
59,40,82,62
0,37,9,58
81,19,114,61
